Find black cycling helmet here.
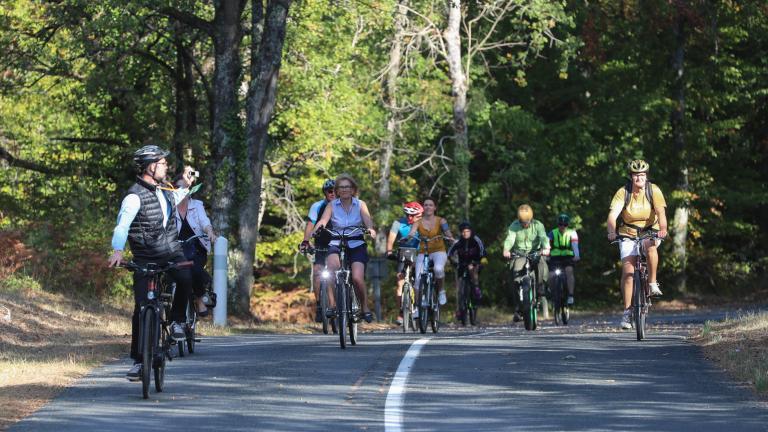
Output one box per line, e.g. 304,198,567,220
458,221,472,231
557,213,570,226
133,145,170,171
322,179,335,193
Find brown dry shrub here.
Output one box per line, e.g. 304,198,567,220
250,284,314,323
0,231,33,280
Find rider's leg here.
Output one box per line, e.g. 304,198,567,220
325,253,341,309
190,252,209,314
431,252,448,304
645,239,659,284
169,265,195,324
535,256,549,296
350,262,370,314
621,257,637,310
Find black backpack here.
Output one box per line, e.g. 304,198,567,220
616,180,655,233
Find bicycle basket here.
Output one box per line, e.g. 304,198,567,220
399,247,418,262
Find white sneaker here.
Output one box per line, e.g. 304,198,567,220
620,309,632,330
126,363,142,382
567,296,574,305
438,290,447,305
649,282,663,296
413,309,419,319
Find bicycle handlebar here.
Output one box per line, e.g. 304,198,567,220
610,232,660,245
119,260,194,276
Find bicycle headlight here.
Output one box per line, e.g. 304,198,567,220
555,269,562,276
321,270,331,279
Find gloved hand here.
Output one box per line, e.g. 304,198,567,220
299,240,310,253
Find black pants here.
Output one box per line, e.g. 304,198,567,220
189,251,211,297
130,257,194,362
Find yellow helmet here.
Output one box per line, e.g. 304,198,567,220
628,159,649,173
517,204,533,223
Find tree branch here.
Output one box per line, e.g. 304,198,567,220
158,7,214,36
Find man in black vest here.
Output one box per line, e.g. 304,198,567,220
108,145,197,381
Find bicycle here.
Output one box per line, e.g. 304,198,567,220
549,258,572,326
176,234,210,358
396,244,419,333
415,235,449,334
120,260,193,399
455,260,479,326
509,251,541,331
306,245,337,335
613,232,660,341
316,225,367,349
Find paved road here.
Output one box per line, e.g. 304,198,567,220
11,311,768,431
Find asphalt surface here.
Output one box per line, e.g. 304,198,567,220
10,310,768,432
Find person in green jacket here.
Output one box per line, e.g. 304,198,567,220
547,213,580,306
502,204,551,322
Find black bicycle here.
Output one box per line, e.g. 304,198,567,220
316,226,367,349
549,259,572,326
416,235,448,334
176,234,210,358
614,233,660,340
306,245,337,335
397,245,419,333
455,261,479,326
120,260,192,399
509,251,541,331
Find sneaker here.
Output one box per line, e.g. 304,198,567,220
126,363,142,382
620,309,632,330
512,312,522,322
171,322,185,341
413,309,419,319
325,307,337,318
649,282,663,296
315,306,323,323
362,312,374,323
567,296,574,306
396,315,403,325
438,290,447,305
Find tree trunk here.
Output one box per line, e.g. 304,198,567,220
235,0,291,314
444,0,470,221
376,0,408,255
671,11,689,294
210,0,246,241
171,27,199,169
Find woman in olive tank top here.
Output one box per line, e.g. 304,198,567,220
407,197,454,306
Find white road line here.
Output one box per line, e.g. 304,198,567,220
384,338,429,432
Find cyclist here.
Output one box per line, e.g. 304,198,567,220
313,173,376,323
547,213,580,306
447,221,487,318
385,201,423,324
406,197,455,306
502,204,550,322
607,159,668,329
107,145,197,381
299,179,336,323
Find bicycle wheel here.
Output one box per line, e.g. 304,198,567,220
418,279,429,334
320,280,330,335
553,277,562,326
430,286,440,333
522,277,533,331
187,302,196,354
458,279,467,326
401,282,411,334
337,283,347,349
531,279,538,331
155,325,167,393
349,286,358,346
469,305,477,326
140,308,155,399
634,271,645,341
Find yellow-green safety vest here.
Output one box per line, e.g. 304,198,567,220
551,228,575,257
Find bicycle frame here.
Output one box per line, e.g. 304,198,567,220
616,233,659,340
398,246,418,333
416,235,444,334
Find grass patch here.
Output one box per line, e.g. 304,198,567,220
694,311,768,396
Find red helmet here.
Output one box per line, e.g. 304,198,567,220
403,201,424,216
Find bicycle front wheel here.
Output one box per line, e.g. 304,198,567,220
140,308,155,399
634,271,645,341
155,325,167,393
401,282,411,333
320,280,330,335
430,285,440,333
418,280,429,334
337,283,347,349
553,277,563,326
458,279,468,326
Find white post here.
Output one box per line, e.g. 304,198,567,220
213,236,228,326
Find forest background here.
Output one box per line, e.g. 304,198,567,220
1,0,766,321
